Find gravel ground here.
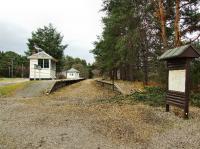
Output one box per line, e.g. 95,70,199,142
0,79,200,149
15,80,56,98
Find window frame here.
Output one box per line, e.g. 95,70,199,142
44,59,49,68
38,59,44,68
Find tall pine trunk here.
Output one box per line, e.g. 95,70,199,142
175,0,181,47
159,0,168,49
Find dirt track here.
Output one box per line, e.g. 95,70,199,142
0,79,120,149
0,79,200,149
15,80,56,98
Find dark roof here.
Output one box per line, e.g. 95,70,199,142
159,44,200,60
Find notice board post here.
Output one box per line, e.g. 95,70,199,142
159,45,200,118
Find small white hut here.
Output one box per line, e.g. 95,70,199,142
67,68,80,79
28,51,57,80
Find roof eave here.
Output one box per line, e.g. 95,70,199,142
159,44,200,61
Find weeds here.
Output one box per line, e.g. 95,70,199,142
131,86,166,107
0,82,28,97
191,93,200,107
99,86,200,108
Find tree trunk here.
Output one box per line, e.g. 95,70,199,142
128,64,134,81
143,58,148,85
158,0,168,49
175,0,181,47
141,45,148,85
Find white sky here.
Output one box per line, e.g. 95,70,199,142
0,0,104,63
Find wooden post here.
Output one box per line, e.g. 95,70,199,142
166,68,169,112
184,59,190,119
166,104,170,112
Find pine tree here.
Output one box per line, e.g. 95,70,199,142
26,24,68,72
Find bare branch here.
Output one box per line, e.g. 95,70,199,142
186,33,200,44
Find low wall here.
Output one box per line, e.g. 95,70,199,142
48,78,85,94
95,80,123,94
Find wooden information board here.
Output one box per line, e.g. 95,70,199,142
168,69,186,92
159,45,200,118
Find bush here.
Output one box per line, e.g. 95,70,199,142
99,86,200,108
57,74,66,79
132,86,166,107
191,93,200,107
133,87,200,107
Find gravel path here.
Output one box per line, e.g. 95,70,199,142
0,79,121,149
15,80,56,98
0,79,200,149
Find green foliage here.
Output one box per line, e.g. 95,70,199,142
191,43,200,90
92,0,200,84
132,86,166,107
98,85,200,108
98,86,166,107
132,86,200,108
63,56,90,78
0,82,28,97
191,93,200,107
191,60,200,89
0,51,29,78
72,63,89,78
180,0,200,38
26,24,67,72
92,0,162,82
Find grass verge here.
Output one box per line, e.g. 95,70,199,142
0,82,29,97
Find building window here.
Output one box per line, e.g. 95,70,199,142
38,59,49,68
44,59,49,68
38,59,43,68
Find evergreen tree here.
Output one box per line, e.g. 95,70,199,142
26,24,68,72
92,0,199,84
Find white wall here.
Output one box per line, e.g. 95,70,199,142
29,59,56,79
50,60,56,79
67,72,79,79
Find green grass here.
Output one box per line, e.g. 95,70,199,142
0,82,28,97
191,93,200,107
0,78,5,81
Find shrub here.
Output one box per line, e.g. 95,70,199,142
133,87,200,107
57,74,66,79
191,93,200,107
132,86,166,107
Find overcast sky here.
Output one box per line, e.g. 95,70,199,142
0,0,104,63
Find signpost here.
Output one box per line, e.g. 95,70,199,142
159,45,200,118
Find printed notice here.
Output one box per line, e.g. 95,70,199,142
168,70,186,92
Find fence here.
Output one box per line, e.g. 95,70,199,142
95,79,124,94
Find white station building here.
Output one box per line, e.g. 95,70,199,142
28,51,57,80
67,68,80,79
